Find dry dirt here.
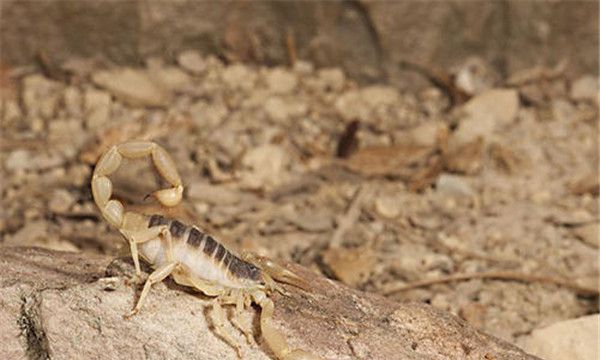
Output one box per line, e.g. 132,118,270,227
0,52,598,358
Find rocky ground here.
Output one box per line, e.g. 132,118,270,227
0,52,598,359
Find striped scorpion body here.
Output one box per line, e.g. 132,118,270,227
91,141,320,360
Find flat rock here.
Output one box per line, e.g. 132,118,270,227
0,247,539,360
572,223,599,248
84,88,111,129
188,182,243,206
240,144,289,190
436,174,475,197
22,74,63,119
317,68,345,91
221,64,257,91
570,75,599,101
92,68,172,107
375,196,403,218
265,68,298,94
519,314,599,360
177,50,207,75
463,88,519,125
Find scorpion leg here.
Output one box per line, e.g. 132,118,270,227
121,224,172,276
222,291,254,345
126,261,179,318
210,299,244,358
252,291,322,360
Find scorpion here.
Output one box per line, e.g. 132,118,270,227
91,141,321,360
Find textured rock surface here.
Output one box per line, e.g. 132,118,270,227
1,1,597,83
518,314,599,360
0,247,540,360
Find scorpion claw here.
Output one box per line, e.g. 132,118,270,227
243,253,311,292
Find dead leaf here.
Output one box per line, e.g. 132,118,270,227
569,173,600,196
342,144,435,178
408,154,444,192
489,142,522,174
444,137,484,175
322,245,376,286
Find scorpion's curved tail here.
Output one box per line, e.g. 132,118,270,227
252,291,324,360
91,141,184,230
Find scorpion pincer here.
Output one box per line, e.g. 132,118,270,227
91,141,321,360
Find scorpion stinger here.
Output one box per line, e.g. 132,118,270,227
92,141,323,360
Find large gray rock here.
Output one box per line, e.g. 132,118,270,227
519,314,599,360
0,247,540,360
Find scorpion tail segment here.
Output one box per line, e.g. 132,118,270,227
152,185,183,207
91,141,185,228
252,291,323,360
244,253,311,292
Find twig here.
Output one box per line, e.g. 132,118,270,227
285,27,297,67
382,270,599,297
329,185,369,248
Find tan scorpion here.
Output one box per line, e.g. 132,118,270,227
91,141,321,360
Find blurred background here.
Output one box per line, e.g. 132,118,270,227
1,2,598,359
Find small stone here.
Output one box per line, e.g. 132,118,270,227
265,68,298,94
406,121,447,147
84,89,111,129
293,60,314,75
49,119,83,145
96,277,122,291
264,97,307,123
572,223,599,248
361,85,399,107
6,221,78,252
63,86,83,117
436,174,474,197
317,68,345,91
284,207,334,232
458,303,487,328
177,50,206,75
240,144,289,190
335,90,369,121
463,88,519,125
519,84,545,105
321,245,376,286
22,74,63,119
188,182,241,205
221,64,257,91
34,153,66,170
49,189,76,213
374,196,402,218
2,100,22,123
452,112,496,145
5,221,47,246
153,67,192,92
189,100,227,128
92,68,171,107
264,97,289,122
519,314,599,360
551,98,575,122
5,150,33,172
531,190,552,204
570,75,599,101
67,164,91,187
454,57,496,95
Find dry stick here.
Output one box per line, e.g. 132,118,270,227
329,185,368,249
382,270,599,297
